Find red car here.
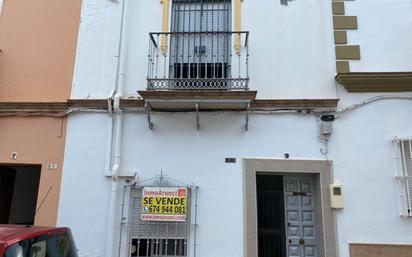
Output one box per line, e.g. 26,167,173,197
0,225,77,257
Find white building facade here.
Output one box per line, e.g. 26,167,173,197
57,0,412,257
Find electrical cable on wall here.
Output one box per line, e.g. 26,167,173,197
1,94,411,118
2,95,411,157
335,95,412,118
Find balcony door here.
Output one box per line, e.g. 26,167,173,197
170,0,231,89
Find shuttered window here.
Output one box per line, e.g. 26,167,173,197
395,139,412,216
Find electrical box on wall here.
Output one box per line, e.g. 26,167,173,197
330,183,344,209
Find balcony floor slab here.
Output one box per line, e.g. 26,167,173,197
138,90,257,111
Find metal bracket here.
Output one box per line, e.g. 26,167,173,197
245,103,250,131
145,103,154,130
195,103,200,131
144,98,252,131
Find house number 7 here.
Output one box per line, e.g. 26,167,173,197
11,152,17,160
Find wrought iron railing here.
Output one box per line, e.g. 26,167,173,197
147,31,249,90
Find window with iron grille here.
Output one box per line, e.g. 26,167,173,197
394,139,412,216
147,0,249,90
128,187,193,257
169,0,231,88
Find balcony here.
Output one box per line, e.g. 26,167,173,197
140,31,255,129
146,31,249,90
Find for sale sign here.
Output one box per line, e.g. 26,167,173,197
141,187,187,222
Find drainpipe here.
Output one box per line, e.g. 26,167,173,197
104,97,114,176
105,0,128,256
106,94,123,257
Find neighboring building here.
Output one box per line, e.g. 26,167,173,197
57,0,412,257
0,0,81,226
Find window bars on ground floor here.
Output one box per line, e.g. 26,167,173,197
394,138,412,216
119,178,198,257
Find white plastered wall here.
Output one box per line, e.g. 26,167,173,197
60,0,412,256
70,0,338,99
345,0,412,72
58,97,412,257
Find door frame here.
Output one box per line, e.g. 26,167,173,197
243,158,339,257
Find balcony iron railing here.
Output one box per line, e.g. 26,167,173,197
147,31,249,90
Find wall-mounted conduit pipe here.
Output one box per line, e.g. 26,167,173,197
105,0,129,256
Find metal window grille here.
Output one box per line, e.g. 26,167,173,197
170,0,231,89
170,0,231,64
395,139,412,216
147,0,249,90
121,180,198,257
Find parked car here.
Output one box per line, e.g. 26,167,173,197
0,225,77,257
